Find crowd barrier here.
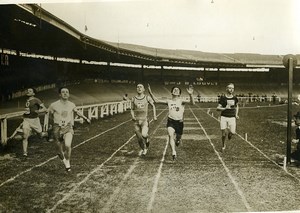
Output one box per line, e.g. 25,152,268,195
0,100,131,146
0,95,282,145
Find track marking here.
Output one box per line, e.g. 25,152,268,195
0,119,131,188
189,107,252,212
203,107,300,183
147,137,169,212
47,110,167,212
100,110,168,212
101,159,139,213
46,134,136,213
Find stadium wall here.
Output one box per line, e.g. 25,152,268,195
1,53,300,102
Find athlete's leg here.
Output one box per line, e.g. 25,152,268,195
22,128,31,156
175,134,182,146
31,117,48,139
52,125,65,160
175,121,184,146
220,116,227,149
168,127,176,158
22,120,31,156
63,132,73,170
221,129,227,148
141,120,149,150
134,122,144,150
228,117,236,140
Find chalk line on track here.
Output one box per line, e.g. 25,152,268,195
147,137,169,212
203,106,300,183
46,133,136,213
101,159,139,213
189,107,252,212
47,110,167,212
100,111,168,212
0,119,132,188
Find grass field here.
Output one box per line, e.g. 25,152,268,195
1,102,300,212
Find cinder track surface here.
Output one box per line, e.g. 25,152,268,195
0,103,300,212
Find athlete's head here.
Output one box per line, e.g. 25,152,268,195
136,84,145,94
26,88,37,97
58,87,70,100
171,86,181,96
226,83,234,94
294,112,300,126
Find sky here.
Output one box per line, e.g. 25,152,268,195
3,0,300,55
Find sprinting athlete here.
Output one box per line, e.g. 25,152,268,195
22,88,47,157
148,84,194,160
48,87,90,172
217,83,239,152
131,84,157,156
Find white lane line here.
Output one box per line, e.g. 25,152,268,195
46,134,136,213
203,107,300,183
101,110,168,212
101,159,139,213
147,137,169,213
47,110,167,212
0,156,57,188
0,119,131,188
190,108,252,212
144,112,169,212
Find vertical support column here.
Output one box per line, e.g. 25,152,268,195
1,118,8,146
107,61,111,83
283,54,297,164
141,64,144,83
287,58,293,163
160,66,164,83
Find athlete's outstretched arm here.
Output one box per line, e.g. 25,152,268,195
147,84,167,104
148,96,157,121
182,86,195,105
37,103,47,114
130,98,136,121
74,108,91,123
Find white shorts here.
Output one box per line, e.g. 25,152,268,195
22,117,42,134
220,116,236,134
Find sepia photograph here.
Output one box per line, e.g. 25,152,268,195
0,0,300,212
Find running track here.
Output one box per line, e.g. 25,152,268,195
0,106,300,212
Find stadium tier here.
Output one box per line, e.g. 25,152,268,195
0,4,300,104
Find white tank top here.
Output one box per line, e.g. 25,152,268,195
132,95,149,120
167,99,184,121
49,100,76,126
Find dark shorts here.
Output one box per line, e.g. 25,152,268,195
167,117,184,135
52,123,74,142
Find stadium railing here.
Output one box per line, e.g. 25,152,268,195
0,100,131,146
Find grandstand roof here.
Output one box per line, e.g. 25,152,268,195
1,4,299,69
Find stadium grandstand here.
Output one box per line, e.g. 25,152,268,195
1,4,300,105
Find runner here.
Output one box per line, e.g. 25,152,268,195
148,84,194,160
131,84,157,156
48,87,91,172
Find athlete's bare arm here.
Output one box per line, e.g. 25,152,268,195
148,96,157,121
74,108,91,123
182,86,195,105
235,103,239,119
37,103,47,114
147,84,167,104
130,98,136,121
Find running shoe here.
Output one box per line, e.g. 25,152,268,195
142,148,148,156
172,154,177,161
175,139,181,147
146,139,150,148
